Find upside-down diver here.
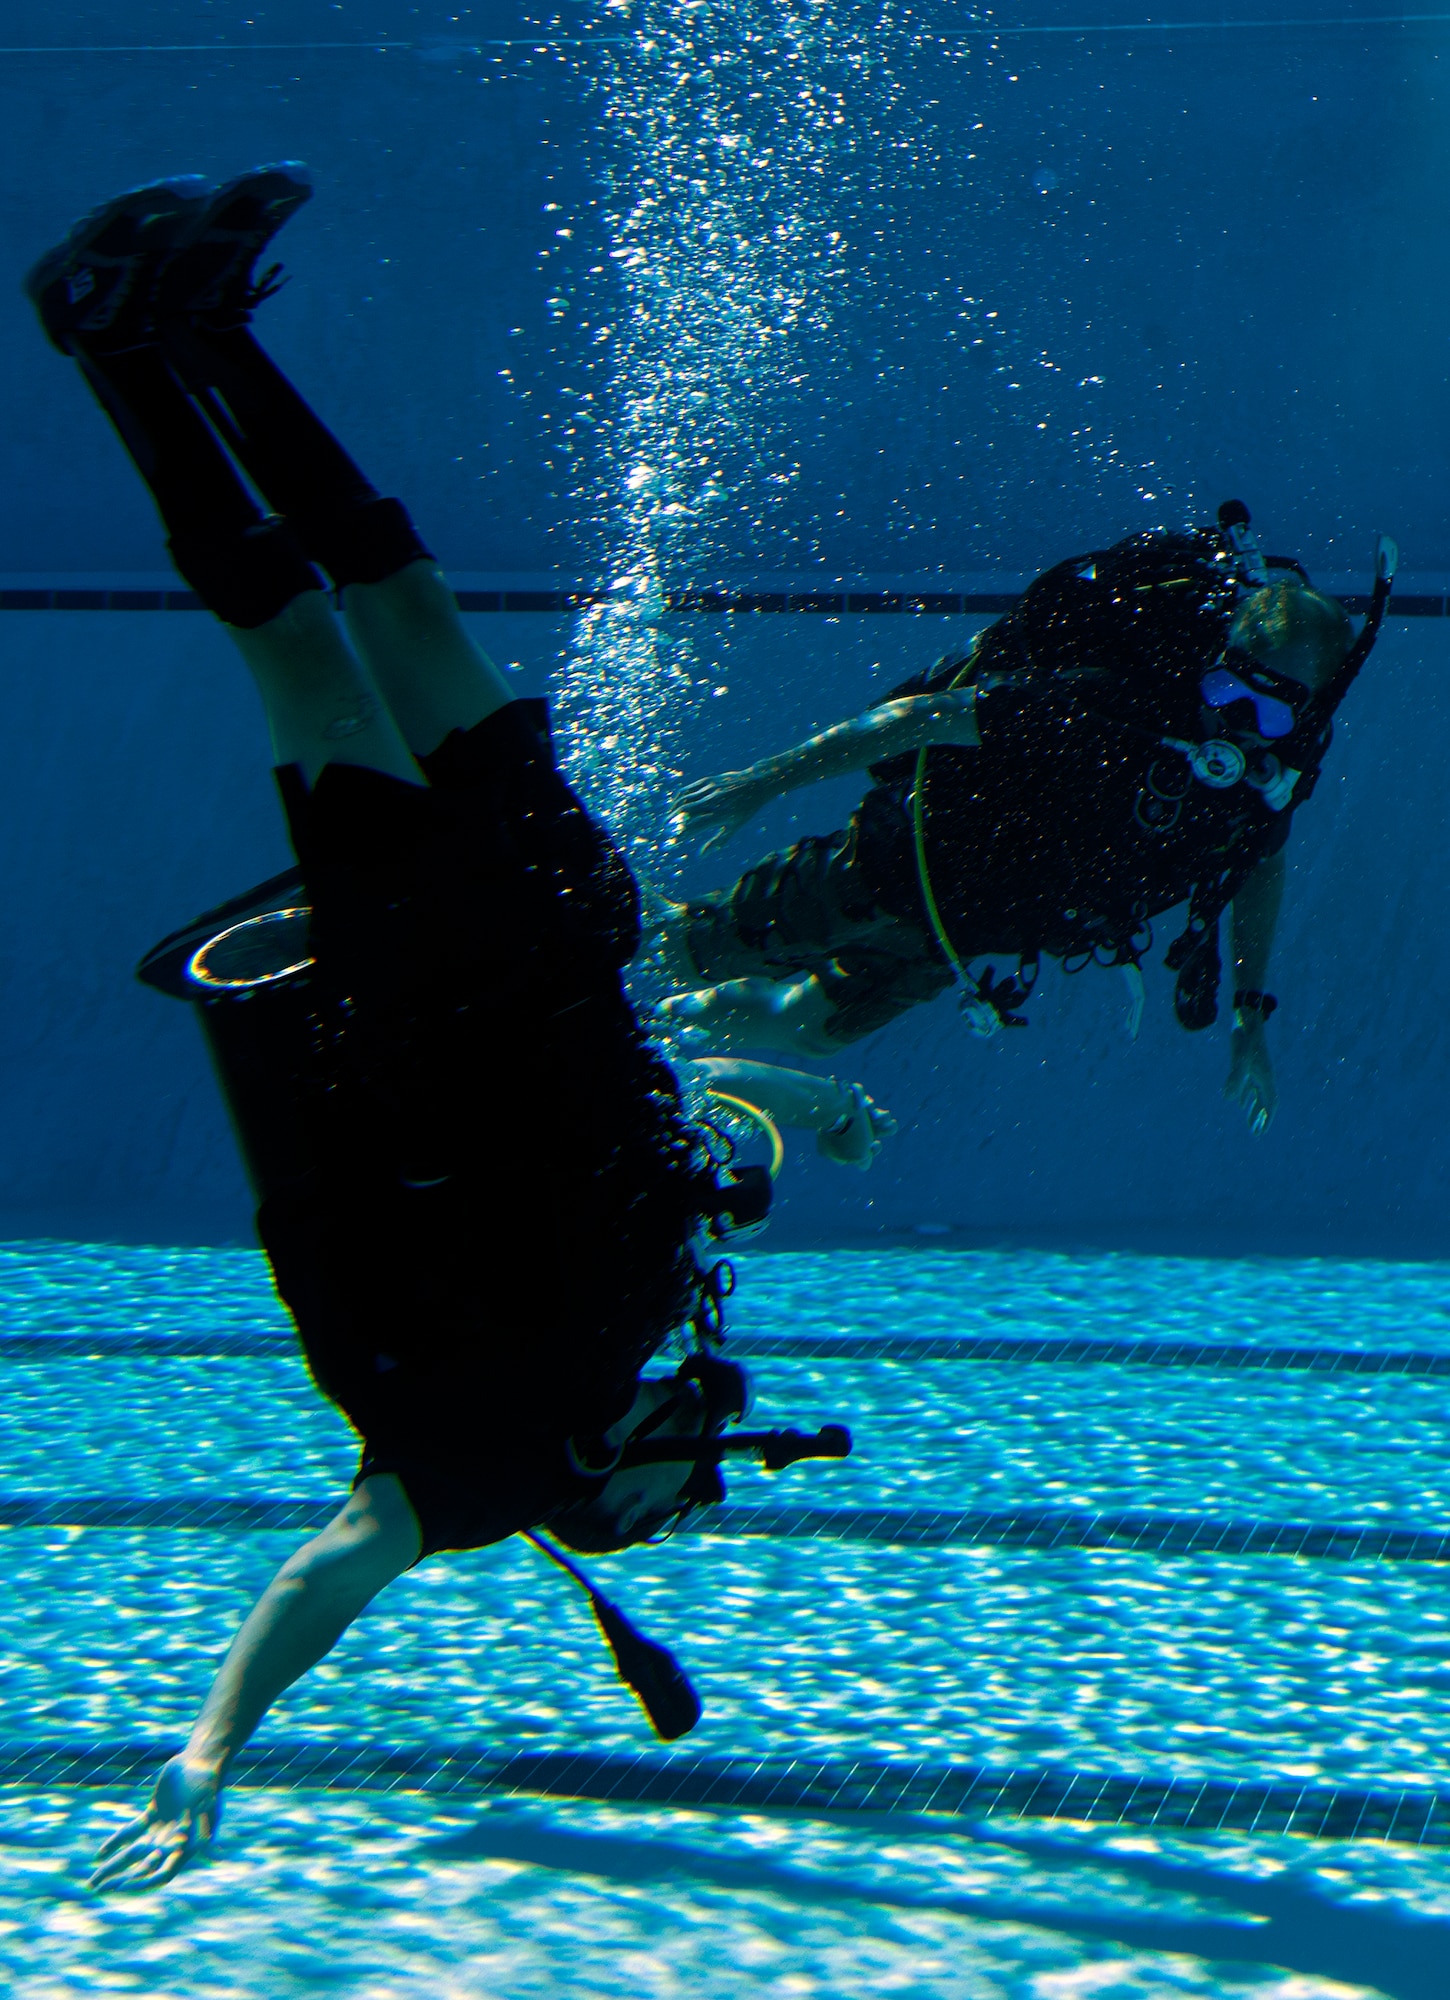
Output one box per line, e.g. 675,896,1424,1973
25,165,861,1891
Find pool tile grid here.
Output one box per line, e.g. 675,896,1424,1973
3,1738,1450,1848
6,1494,1450,1564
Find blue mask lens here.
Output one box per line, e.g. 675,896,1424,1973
1200,666,1297,739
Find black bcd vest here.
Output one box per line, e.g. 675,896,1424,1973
862,529,1323,1029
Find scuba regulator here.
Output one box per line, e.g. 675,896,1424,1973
533,1345,852,1744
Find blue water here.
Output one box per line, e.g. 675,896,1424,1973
0,1241,1448,1996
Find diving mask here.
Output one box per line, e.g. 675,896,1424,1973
1200,661,1302,740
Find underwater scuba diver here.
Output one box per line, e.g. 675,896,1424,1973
25,166,856,1892
657,508,1398,1133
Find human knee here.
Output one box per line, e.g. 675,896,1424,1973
230,581,348,667
663,975,842,1058
341,556,458,635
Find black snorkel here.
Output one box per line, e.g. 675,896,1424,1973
1311,530,1399,722
1267,531,1399,779
1209,503,1399,786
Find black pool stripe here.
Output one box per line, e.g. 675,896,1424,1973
3,588,1441,616
0,1333,300,1357
740,1335,1450,1375
0,1496,336,1530
0,586,1011,616
6,1330,1450,1376
2,1736,1447,1843
4,1493,1450,1561
0,588,204,611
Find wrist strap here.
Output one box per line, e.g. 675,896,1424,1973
1233,989,1278,1019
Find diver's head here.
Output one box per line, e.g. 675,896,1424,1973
548,1354,751,1554
1227,581,1354,692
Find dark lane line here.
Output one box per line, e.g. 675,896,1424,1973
3,1737,1447,1844
0,586,1429,616
742,1335,1450,1375
3,1331,1449,1375
692,1505,1450,1561
3,1494,1449,1562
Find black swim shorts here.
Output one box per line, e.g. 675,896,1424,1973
681,823,954,1043
253,698,702,1555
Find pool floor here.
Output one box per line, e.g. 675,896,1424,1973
1,1241,1448,1999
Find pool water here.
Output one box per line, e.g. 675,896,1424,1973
2,1240,1449,1999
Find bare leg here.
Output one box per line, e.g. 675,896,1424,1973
658,975,842,1060
638,893,699,986
91,1475,422,1891
341,560,515,759
228,589,424,788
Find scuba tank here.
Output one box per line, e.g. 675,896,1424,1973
137,877,853,1748
137,866,316,1208
137,874,784,1237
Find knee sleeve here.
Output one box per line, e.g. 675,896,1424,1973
294,497,435,591
168,517,325,629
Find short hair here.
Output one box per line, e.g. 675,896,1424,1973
1229,582,1355,691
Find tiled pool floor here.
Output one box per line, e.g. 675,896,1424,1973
1,1242,1447,1999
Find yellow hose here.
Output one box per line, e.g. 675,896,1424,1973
910,649,981,983
704,1090,786,1181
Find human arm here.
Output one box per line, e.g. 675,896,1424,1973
91,1475,421,1891
683,1054,897,1170
677,688,982,853
1224,846,1285,1135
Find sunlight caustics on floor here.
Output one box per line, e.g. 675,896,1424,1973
1,1244,1449,1996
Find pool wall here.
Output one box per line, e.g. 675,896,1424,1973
0,601,1443,1255
0,0,1443,580
3,1,1449,1253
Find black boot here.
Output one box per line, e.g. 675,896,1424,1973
76,343,323,628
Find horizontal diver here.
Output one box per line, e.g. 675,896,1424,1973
656,508,1396,1134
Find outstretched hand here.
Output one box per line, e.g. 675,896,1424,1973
91,1755,221,1892
818,1083,898,1170
1225,1022,1277,1135
676,771,770,854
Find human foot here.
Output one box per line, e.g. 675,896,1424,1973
816,1083,898,1170
156,161,313,329
658,976,837,1058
